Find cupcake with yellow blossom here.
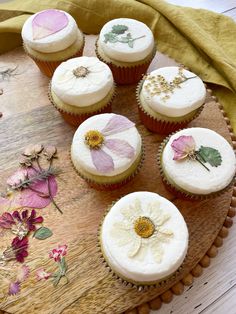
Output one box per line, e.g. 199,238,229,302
137,66,206,134
71,113,143,190
99,191,189,286
22,9,84,77
96,18,155,85
49,56,116,126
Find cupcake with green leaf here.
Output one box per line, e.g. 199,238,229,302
96,18,155,85
158,127,236,199
137,66,206,134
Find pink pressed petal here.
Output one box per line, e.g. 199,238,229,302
16,176,57,209
7,169,28,187
91,149,114,173
16,265,30,282
102,115,135,136
36,268,51,280
32,9,69,40
9,282,20,296
171,135,196,160
105,139,135,159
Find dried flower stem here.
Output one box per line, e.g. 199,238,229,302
0,66,19,81
195,153,210,171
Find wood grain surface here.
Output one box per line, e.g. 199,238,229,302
0,36,234,314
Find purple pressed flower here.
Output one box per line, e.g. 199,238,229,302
16,265,30,282
11,237,29,263
9,281,20,295
0,212,15,229
84,115,136,173
32,9,69,40
171,135,196,160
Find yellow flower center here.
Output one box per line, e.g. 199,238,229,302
134,217,155,238
84,130,104,149
73,66,89,78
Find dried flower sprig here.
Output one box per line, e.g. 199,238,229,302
2,144,62,214
144,67,197,101
171,135,222,171
0,66,19,81
36,244,69,287
0,237,29,264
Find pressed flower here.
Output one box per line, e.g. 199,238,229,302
23,144,44,160
8,281,20,295
49,244,67,262
171,135,196,160
7,169,28,189
0,209,43,239
10,237,28,263
110,199,173,263
36,268,51,280
44,146,57,161
84,115,136,173
170,135,222,171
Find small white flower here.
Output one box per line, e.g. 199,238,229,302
110,198,173,263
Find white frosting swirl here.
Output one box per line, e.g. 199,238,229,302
21,10,79,53
141,67,206,117
162,128,236,194
101,191,188,283
51,57,114,107
98,18,154,62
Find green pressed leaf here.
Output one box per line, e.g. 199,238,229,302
111,24,128,34
104,32,118,43
197,146,222,167
33,227,53,240
59,257,67,274
120,36,129,43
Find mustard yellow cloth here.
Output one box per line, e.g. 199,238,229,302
0,0,236,131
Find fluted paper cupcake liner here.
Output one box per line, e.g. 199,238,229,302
70,144,144,191
157,130,235,200
136,79,204,135
48,83,116,127
97,200,185,289
95,40,156,85
23,36,85,78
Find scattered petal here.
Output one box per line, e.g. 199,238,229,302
0,212,15,229
16,265,30,282
91,149,114,173
171,135,196,160
7,169,28,188
36,268,51,280
9,281,20,295
104,139,135,159
32,9,69,40
102,115,135,136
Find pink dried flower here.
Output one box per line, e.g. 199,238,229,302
171,135,196,160
7,169,28,188
49,244,68,262
85,115,135,173
36,268,51,280
9,281,20,295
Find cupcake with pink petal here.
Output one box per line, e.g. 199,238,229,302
157,127,236,199
21,9,84,77
71,113,143,189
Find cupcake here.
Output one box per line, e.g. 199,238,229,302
137,66,206,134
158,127,236,199
95,18,155,85
49,56,116,126
99,191,189,286
21,9,84,77
71,113,143,190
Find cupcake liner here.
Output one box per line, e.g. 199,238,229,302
136,79,204,135
48,83,116,127
70,145,144,191
23,36,85,78
157,131,235,200
97,200,185,289
95,40,156,85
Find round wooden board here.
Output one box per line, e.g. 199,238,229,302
0,35,235,314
